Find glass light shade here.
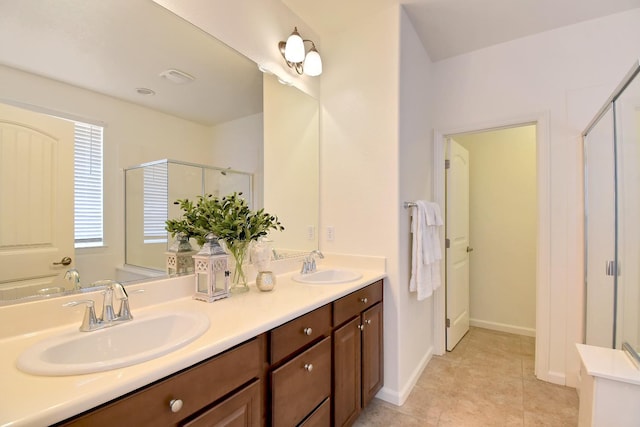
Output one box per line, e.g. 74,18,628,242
303,48,322,76
284,31,305,63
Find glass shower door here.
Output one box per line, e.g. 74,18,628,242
615,70,640,359
584,106,617,348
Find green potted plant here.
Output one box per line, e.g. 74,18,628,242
166,192,284,292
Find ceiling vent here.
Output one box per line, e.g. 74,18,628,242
159,69,195,84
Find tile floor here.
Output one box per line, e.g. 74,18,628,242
354,327,579,426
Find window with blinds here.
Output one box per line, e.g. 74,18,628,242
143,162,168,244
74,122,104,248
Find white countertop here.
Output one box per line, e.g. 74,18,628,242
576,343,640,386
0,258,385,426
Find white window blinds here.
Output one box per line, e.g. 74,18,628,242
74,122,103,248
143,162,168,243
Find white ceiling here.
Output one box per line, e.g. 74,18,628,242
2,0,639,125
281,0,640,61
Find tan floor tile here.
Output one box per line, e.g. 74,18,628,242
523,357,536,380
354,398,433,427
438,397,524,427
524,410,578,427
457,353,524,379
354,327,579,427
523,379,578,421
455,376,524,410
397,382,458,424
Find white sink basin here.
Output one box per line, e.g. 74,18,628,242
292,269,363,284
17,311,210,376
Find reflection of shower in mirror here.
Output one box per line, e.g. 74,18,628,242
124,159,253,274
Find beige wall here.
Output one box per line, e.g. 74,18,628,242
455,126,537,336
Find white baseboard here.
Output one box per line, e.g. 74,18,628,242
375,346,433,406
470,318,536,337
538,370,567,386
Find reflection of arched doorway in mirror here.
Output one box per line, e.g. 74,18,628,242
0,103,74,299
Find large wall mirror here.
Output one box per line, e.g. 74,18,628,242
0,0,319,303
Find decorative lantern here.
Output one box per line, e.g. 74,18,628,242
166,233,196,275
193,234,230,302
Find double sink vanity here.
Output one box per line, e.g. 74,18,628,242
0,256,385,426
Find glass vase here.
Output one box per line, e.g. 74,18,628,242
221,239,251,293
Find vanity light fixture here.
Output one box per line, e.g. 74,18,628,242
278,27,322,77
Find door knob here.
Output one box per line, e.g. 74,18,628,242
53,256,72,266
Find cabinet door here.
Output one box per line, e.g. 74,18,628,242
183,380,261,427
333,317,362,427
362,303,383,406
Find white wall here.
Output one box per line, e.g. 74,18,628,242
455,126,537,336
395,7,437,402
320,5,404,401
320,6,437,404
431,9,640,386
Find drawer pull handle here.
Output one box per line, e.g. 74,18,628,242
365,319,372,325
169,399,183,413
360,297,368,304
304,363,313,372
303,327,313,336
358,324,364,330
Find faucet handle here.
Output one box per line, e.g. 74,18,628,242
101,287,116,323
117,299,133,321
63,300,99,332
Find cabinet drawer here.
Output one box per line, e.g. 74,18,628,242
300,398,331,427
333,280,383,327
270,304,331,363
62,336,264,426
271,336,331,427
183,379,261,427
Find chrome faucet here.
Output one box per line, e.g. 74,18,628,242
300,250,324,274
63,280,134,331
64,268,81,290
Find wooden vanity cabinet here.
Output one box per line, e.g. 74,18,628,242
268,304,332,427
55,280,384,427
57,335,266,427
333,280,384,427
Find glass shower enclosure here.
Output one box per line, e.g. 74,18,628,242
583,60,640,365
124,159,253,274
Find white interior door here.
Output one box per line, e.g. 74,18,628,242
0,103,75,298
446,138,471,351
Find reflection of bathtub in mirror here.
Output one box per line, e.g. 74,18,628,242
124,159,253,273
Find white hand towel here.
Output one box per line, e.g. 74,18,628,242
409,201,443,301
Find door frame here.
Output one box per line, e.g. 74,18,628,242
432,111,551,382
